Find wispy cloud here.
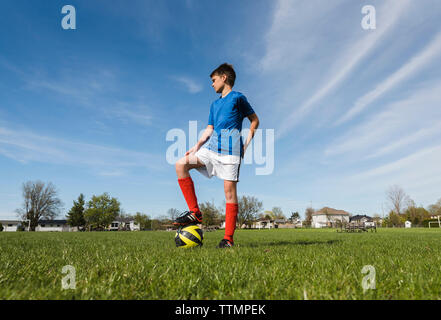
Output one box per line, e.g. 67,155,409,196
3,60,157,128
263,0,411,139
336,30,441,125
348,145,441,182
324,79,441,158
0,126,164,173
366,122,441,159
105,102,153,126
170,75,203,94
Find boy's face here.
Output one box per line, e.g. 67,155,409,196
211,74,227,93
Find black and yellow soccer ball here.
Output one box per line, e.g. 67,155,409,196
175,225,203,248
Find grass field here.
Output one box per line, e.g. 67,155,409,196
0,228,440,300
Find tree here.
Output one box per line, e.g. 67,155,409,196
386,185,409,216
15,181,63,231
237,196,263,229
167,208,180,221
199,201,221,227
271,207,286,220
289,212,300,222
84,193,121,231
387,210,404,227
404,203,430,226
304,207,314,226
427,198,441,216
134,212,151,230
372,213,382,225
260,210,274,220
66,194,86,230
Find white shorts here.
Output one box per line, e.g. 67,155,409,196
194,147,242,182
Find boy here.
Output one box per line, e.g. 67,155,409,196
174,63,259,248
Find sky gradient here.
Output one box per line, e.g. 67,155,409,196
1,0,441,220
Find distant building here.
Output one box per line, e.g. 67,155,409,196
34,220,74,232
0,220,22,232
350,215,375,227
249,219,302,229
405,221,412,228
108,218,140,231
1,218,140,232
312,207,350,228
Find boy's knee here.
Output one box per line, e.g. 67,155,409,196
175,161,185,171
175,157,191,172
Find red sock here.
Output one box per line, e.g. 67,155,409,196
224,203,238,243
178,177,201,216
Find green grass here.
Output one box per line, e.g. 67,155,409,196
0,228,440,300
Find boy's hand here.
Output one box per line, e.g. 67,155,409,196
185,145,199,156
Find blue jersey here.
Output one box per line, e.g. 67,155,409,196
205,91,255,157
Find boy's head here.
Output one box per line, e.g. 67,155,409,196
210,63,236,93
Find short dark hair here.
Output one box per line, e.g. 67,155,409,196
210,63,236,87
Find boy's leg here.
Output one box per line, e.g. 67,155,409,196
223,180,238,244
175,154,205,222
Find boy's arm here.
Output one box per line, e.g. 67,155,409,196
243,113,259,156
186,125,214,156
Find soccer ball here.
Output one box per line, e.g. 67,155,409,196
175,225,203,248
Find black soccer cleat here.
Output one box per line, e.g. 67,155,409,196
216,238,234,248
173,211,202,226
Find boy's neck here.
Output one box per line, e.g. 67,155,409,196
221,87,232,98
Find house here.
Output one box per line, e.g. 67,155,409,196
405,221,412,228
34,220,74,232
108,218,140,231
350,215,375,227
252,219,276,229
251,219,299,229
312,207,350,228
285,218,303,228
0,219,73,232
0,220,22,232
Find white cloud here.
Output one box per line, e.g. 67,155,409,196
336,30,441,125
170,76,203,94
366,122,441,159
105,102,153,126
349,145,441,181
260,0,412,140
325,80,441,157
4,61,156,128
0,126,164,173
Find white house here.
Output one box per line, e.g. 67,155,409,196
252,219,276,229
350,215,375,227
108,218,140,231
312,207,350,228
405,221,412,228
34,220,74,232
0,220,22,232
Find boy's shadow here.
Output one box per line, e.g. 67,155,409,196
244,239,341,248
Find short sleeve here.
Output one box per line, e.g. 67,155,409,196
208,103,214,126
238,94,255,118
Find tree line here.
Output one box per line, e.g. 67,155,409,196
10,180,300,231
8,181,440,232
380,185,441,227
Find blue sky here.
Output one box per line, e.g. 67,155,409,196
1,0,441,220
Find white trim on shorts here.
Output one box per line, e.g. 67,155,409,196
194,147,241,182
